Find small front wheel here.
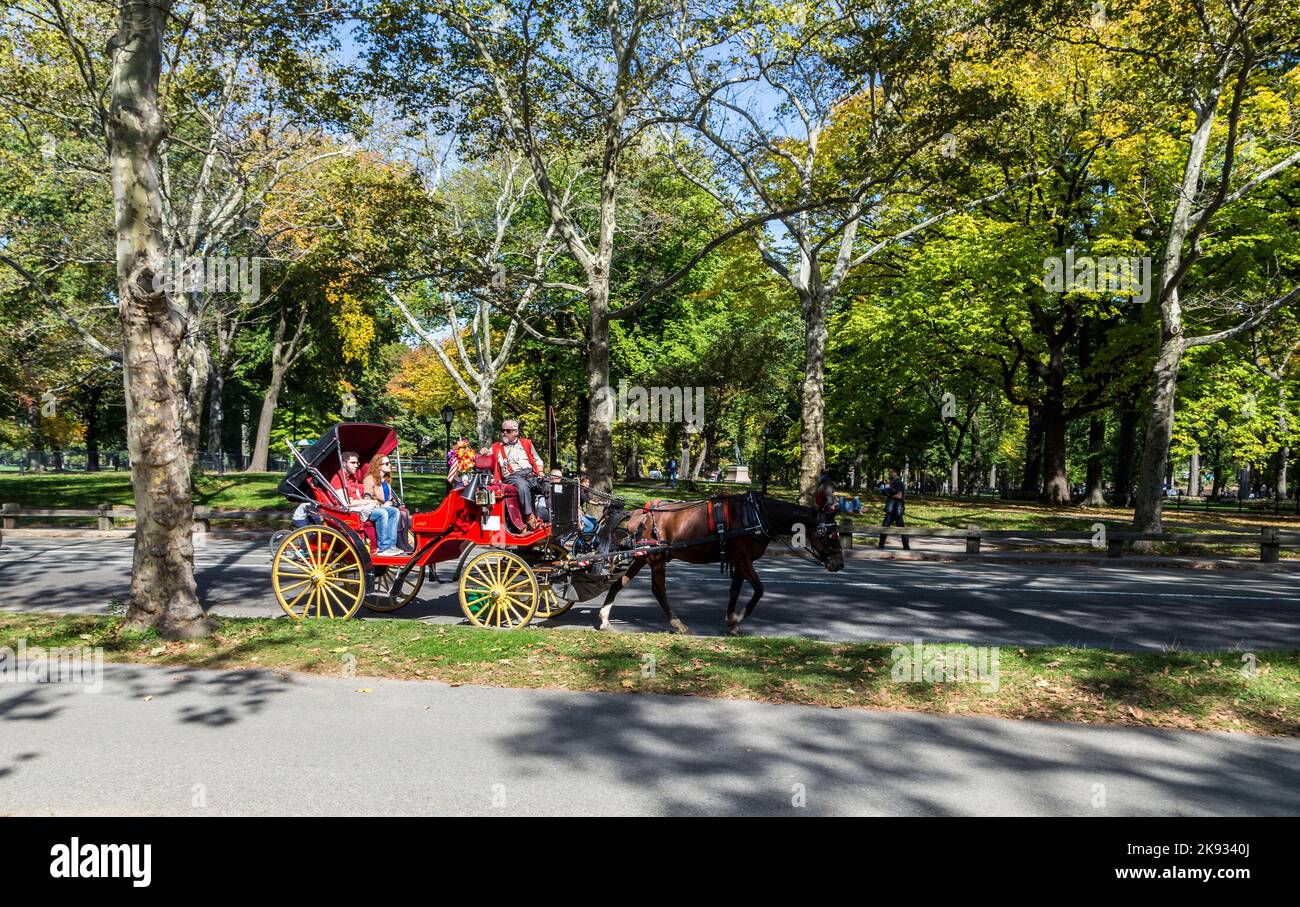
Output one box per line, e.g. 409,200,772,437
364,563,425,612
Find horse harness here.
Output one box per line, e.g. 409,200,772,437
637,492,775,575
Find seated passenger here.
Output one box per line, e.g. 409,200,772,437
330,450,398,555
490,419,546,531
363,453,403,556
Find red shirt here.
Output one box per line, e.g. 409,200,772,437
331,469,365,503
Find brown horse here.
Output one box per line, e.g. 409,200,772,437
596,493,845,634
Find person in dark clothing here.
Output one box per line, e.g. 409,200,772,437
878,467,910,549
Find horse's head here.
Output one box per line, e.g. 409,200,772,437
811,507,845,572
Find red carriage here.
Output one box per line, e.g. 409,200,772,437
269,423,631,628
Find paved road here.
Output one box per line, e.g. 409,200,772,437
2,537,1299,650
3,663,1297,816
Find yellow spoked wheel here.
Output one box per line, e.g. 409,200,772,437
533,583,573,620
272,525,365,620
364,564,425,613
459,549,538,629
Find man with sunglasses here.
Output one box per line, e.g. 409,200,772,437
490,419,546,531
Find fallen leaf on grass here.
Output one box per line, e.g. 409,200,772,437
149,646,165,657
1128,705,1146,720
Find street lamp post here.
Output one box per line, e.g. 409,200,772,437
440,405,455,453
440,406,455,490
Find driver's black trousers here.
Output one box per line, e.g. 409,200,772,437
505,472,537,515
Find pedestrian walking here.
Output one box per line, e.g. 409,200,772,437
878,467,910,550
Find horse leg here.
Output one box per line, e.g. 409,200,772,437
649,558,690,634
596,556,645,631
729,555,764,635
725,569,745,630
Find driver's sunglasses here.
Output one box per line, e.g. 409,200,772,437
503,428,519,434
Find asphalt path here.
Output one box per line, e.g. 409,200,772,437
3,663,1298,816
2,536,1299,650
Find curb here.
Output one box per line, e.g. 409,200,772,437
844,547,1300,571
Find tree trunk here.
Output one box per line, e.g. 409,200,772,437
1188,448,1200,497
1022,403,1043,498
576,393,589,474
623,434,640,480
112,0,206,636
1113,397,1139,506
692,427,713,481
585,281,614,494
798,290,828,504
1134,332,1185,531
245,310,289,470
84,383,102,472
1083,416,1106,506
474,384,494,446
179,330,210,461
1277,386,1288,499
247,366,286,472
1040,389,1070,504
207,363,226,456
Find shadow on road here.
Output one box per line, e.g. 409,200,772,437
496,688,1300,815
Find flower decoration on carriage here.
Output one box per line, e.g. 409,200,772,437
449,438,476,474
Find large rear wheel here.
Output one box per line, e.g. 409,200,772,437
459,549,538,629
271,525,365,620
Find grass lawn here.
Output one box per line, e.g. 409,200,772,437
2,611,1296,737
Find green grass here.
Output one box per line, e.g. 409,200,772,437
3,611,1297,736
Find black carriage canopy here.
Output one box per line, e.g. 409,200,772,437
278,423,399,505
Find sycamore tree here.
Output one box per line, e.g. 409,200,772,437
662,0,1048,503
0,0,360,635
1035,0,1300,531
387,150,565,441
245,148,434,471
363,0,834,492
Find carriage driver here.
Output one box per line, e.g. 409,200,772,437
491,419,547,531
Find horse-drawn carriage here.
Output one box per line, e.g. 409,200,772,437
270,422,641,628
269,422,844,633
